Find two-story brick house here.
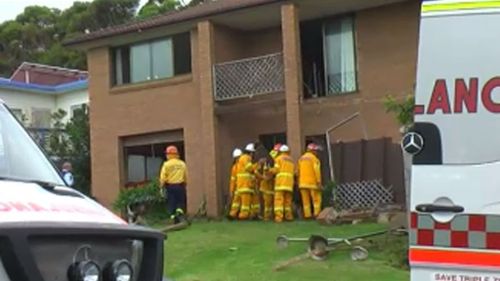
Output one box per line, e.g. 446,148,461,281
66,0,420,216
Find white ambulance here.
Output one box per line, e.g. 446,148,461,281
407,0,500,280
0,100,165,281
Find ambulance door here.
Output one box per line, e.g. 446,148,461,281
408,1,500,280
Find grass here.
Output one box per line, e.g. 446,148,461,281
162,220,409,281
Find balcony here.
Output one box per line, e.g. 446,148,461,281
213,53,285,101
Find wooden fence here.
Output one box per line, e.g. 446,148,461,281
331,137,405,206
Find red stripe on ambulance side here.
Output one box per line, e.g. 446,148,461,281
410,248,500,268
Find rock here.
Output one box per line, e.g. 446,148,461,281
352,219,362,225
377,212,392,224
316,207,338,225
389,212,408,230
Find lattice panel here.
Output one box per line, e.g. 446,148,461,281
336,179,394,210
214,53,285,101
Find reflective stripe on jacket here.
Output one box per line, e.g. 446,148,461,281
160,158,187,186
273,154,295,192
298,152,321,189
236,153,256,193
230,162,238,194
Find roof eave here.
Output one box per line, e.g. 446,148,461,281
64,0,285,48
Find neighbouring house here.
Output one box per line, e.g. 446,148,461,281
0,62,89,126
0,62,89,151
66,0,420,216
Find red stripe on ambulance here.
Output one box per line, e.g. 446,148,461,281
410,248,500,268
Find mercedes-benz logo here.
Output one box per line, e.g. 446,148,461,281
401,132,424,155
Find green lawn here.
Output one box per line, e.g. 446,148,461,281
162,221,409,281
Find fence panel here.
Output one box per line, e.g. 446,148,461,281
331,138,405,209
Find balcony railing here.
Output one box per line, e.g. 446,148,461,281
214,53,285,101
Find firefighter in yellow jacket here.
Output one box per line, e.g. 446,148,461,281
228,148,242,219
160,145,187,224
255,143,282,221
298,143,323,219
250,167,261,220
255,161,273,221
231,143,258,220
271,144,295,222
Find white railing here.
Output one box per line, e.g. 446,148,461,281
214,53,285,101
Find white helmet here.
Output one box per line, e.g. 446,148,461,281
279,145,290,152
245,143,256,152
232,148,242,158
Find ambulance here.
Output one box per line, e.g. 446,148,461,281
0,99,165,280
407,0,500,280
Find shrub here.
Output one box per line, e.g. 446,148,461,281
383,94,415,132
113,180,163,212
322,181,338,209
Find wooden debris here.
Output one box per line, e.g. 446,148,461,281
273,252,311,271
316,207,338,225
159,221,189,233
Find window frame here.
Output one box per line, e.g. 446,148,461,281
111,32,192,87
30,107,52,129
10,108,24,123
321,14,359,96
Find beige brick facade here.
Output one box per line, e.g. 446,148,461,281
83,0,420,216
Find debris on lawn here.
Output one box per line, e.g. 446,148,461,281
273,229,398,270
317,204,407,227
159,221,190,233
316,207,338,225
316,207,376,225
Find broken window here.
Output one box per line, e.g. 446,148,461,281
301,15,357,98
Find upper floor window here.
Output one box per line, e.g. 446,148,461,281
324,16,356,95
112,32,191,86
301,16,357,98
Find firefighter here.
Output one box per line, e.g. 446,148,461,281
160,145,187,224
228,148,243,219
298,143,323,219
269,143,282,160
255,143,282,221
254,158,272,221
271,144,295,223
235,143,257,220
250,161,262,220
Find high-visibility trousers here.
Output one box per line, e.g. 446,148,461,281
274,191,293,223
262,192,274,221
229,192,241,218
238,192,253,220
250,193,261,219
300,188,322,219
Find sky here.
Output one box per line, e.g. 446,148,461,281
0,0,149,23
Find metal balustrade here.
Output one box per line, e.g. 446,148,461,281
214,53,285,101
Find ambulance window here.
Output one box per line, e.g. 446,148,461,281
0,122,6,174
412,122,443,165
0,104,64,185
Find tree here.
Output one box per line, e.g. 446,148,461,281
86,0,140,30
0,0,141,76
47,109,69,159
47,106,91,195
66,105,91,195
0,0,207,76
138,0,181,19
